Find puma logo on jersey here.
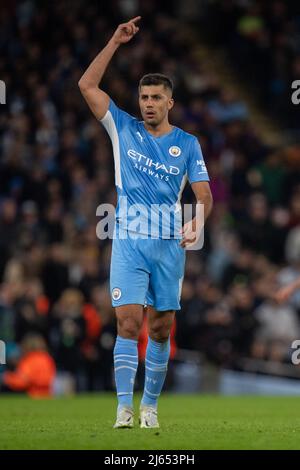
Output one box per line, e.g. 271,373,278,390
136,132,143,142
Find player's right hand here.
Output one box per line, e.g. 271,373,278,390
111,16,141,45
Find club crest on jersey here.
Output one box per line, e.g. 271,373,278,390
112,288,122,301
169,146,181,157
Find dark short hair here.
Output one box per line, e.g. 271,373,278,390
139,73,173,94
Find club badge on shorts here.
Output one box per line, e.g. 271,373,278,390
169,146,181,157
112,287,122,301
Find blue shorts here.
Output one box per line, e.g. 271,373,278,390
110,227,185,311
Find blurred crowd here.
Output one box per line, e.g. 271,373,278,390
204,0,300,131
1,0,300,395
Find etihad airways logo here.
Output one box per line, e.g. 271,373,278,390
127,149,180,181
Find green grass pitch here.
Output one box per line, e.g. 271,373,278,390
1,393,300,449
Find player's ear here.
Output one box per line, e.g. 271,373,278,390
168,98,174,110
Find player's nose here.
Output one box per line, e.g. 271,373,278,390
145,98,155,107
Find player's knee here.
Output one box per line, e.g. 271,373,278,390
150,333,169,343
149,322,171,343
117,316,141,340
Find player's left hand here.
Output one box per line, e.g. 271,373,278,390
180,218,201,249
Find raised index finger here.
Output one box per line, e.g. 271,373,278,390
129,16,142,25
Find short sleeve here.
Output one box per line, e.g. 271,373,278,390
100,98,135,138
187,137,210,183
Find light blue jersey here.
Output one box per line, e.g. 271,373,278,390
101,99,209,238
100,98,210,310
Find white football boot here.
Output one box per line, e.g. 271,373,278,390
139,405,160,429
113,406,134,429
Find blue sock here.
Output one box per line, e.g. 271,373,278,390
113,335,138,408
141,337,170,407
